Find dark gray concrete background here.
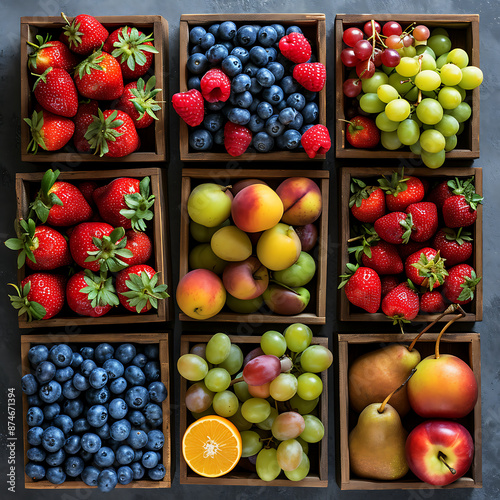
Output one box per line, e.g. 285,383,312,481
0,0,499,499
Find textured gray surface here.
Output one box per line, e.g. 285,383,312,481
0,0,499,499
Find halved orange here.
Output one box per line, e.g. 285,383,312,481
182,415,242,477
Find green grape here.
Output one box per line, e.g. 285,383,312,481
380,130,402,150
177,354,208,381
440,63,463,86
396,57,420,77
445,134,458,152
204,367,231,392
228,405,252,431
260,330,287,357
190,343,207,360
452,85,467,101
191,406,214,420
185,381,214,413
459,66,483,90
376,112,399,132
435,114,460,137
431,27,449,37
402,45,416,57
397,119,420,146
414,70,441,91
381,64,394,75
421,89,439,99
241,398,271,423
276,439,303,471
297,373,323,401
296,436,309,455
438,86,462,110
416,98,443,125
388,73,414,95
233,372,252,402
359,93,386,114
457,122,465,135
205,333,231,364
300,345,333,373
445,101,471,122
289,394,319,415
420,129,446,153
427,35,452,57
361,71,389,94
403,86,419,102
421,149,446,169
447,48,469,68
272,411,305,440
269,373,298,401
436,52,450,69
217,344,243,375
240,430,264,458
300,415,325,443
284,323,312,353
284,452,310,481
385,99,411,121
419,53,437,71
256,448,281,482
256,406,278,431
212,390,239,417
377,84,399,103
416,45,436,59
410,140,422,155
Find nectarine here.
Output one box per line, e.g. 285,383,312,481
276,177,322,226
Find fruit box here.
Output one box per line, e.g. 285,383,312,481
21,332,172,489
20,15,168,162
15,167,171,328
339,166,483,322
335,14,480,159
179,168,329,324
178,13,327,162
179,334,329,487
337,332,482,490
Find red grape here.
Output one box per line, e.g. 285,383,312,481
380,48,401,67
403,35,414,47
385,34,403,49
382,21,402,36
243,355,281,386
372,47,383,67
343,78,362,97
342,27,364,47
355,59,375,79
413,25,430,41
243,347,264,367
341,47,360,67
363,20,381,37
353,39,373,61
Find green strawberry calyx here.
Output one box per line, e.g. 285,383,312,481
29,169,63,223
411,250,449,291
349,178,379,208
457,270,482,302
348,224,380,263
443,227,472,246
8,281,46,321
31,67,53,92
4,218,39,269
74,49,105,81
61,12,85,50
120,176,155,232
378,168,410,197
27,34,53,70
399,213,414,244
84,109,124,158
120,270,169,313
85,226,133,273
80,269,119,308
24,109,51,155
447,177,483,210
128,76,162,122
111,26,159,71
338,263,359,289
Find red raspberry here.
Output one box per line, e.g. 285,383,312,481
172,89,204,127
224,122,252,157
293,62,326,92
278,33,312,63
300,124,331,159
200,68,231,103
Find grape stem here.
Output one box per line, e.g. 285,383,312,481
229,375,243,386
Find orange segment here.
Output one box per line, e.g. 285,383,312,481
182,415,242,477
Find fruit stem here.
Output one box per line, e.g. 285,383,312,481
229,376,243,386
435,306,466,359
370,20,377,57
378,368,416,413
347,235,364,243
270,279,300,295
438,451,457,475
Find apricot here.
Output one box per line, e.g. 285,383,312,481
276,177,322,226
256,223,302,271
211,225,252,261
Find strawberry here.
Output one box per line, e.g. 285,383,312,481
78,181,98,207
427,177,474,210
349,179,385,223
374,211,413,245
405,201,438,242
381,282,420,331
300,124,331,159
361,240,403,275
378,171,425,211
5,219,71,270
24,109,75,154
30,169,93,226
73,99,99,153
339,263,381,313
442,264,481,305
442,189,483,228
103,26,158,80
60,13,109,56
381,275,399,297
92,177,155,231
9,273,65,320
84,109,139,158
278,33,311,63
32,67,78,118
432,227,473,267
405,248,448,290
27,35,79,73
74,50,124,100
200,68,231,103
121,230,153,266
66,269,118,317
172,89,204,127
117,77,162,129
116,264,169,313
397,239,427,261
420,290,446,313
344,116,380,149
292,62,326,92
224,122,252,157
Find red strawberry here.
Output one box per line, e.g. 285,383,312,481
442,264,481,305
60,13,109,55
278,33,312,63
84,109,139,157
24,109,75,154
381,282,420,330
5,219,71,270
420,290,446,313
442,190,483,228
117,77,162,129
427,177,474,210
224,122,252,157
116,264,169,313
374,212,413,245
121,230,153,266
397,240,427,261
32,67,78,118
339,263,381,313
405,201,438,242
344,116,380,149
172,89,204,127
432,227,473,267
103,26,158,80
69,222,112,271
361,240,403,275
74,50,124,100
381,275,399,297
30,169,93,226
73,100,99,153
28,35,79,73
405,247,448,290
378,171,425,211
300,124,331,159
349,179,385,223
78,181,98,207
200,68,231,103
66,269,118,317
9,273,65,320
292,62,326,92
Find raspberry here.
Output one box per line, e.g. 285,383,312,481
224,122,252,157
200,68,231,103
300,124,331,159
171,89,204,127
278,33,311,63
293,62,326,92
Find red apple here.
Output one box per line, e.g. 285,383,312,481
222,256,269,300
295,224,318,252
405,420,474,486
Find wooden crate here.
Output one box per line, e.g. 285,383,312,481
335,14,480,159
339,166,483,322
337,333,482,490
179,168,329,324
179,13,327,162
15,167,171,328
21,332,172,489
20,16,168,162
179,334,329,487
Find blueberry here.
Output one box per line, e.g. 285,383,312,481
206,100,226,112
144,361,160,382
231,47,250,64
97,468,118,493
191,44,204,54
146,430,164,451
207,44,229,64
265,115,286,137
27,394,43,407
144,403,162,427
141,450,159,469
208,24,220,37
186,53,209,75
65,456,84,477
72,373,90,391
283,129,302,149
89,368,108,389
25,462,45,481
42,426,65,453
257,101,274,120
187,76,201,91
54,414,73,435
243,62,259,78
271,24,286,39
148,381,167,404
189,129,213,151
221,55,243,77
189,26,206,45
43,403,60,421
61,379,80,400
80,347,94,360
27,426,44,446
111,419,131,442
46,448,65,466
114,465,133,485
109,398,128,420
249,97,261,113
95,422,111,440
63,434,81,454
82,465,100,486
232,73,251,93
201,113,222,133
125,365,146,387
266,61,285,81
22,374,38,395
278,107,298,125
87,405,108,428
148,463,166,481
252,131,274,152
214,128,225,145
258,26,278,47
103,358,124,380
55,366,74,383
130,461,145,480
249,46,268,67
65,400,84,422
303,89,318,101
49,344,73,368
116,444,135,465
94,447,115,467
265,47,278,62
39,380,62,404
80,359,97,378
131,353,148,369
236,91,254,109
28,345,49,367
286,25,303,35
79,449,93,462
73,418,91,434
46,466,66,485
262,85,284,105
27,446,46,462
227,108,251,125
144,345,159,361
256,68,275,87
286,92,306,111
81,432,101,453
70,352,84,369
219,21,237,41
248,114,265,133
281,75,300,94
127,428,148,449
249,77,263,95
86,386,110,405
110,376,127,395
221,41,234,54
302,102,319,123
94,343,114,364
200,32,215,50
35,361,56,384
237,25,258,46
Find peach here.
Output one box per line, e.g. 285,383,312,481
222,256,269,300
276,177,322,226
231,178,269,197
231,184,284,233
211,225,252,262
257,223,301,271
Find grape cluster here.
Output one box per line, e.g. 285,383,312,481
177,327,333,482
